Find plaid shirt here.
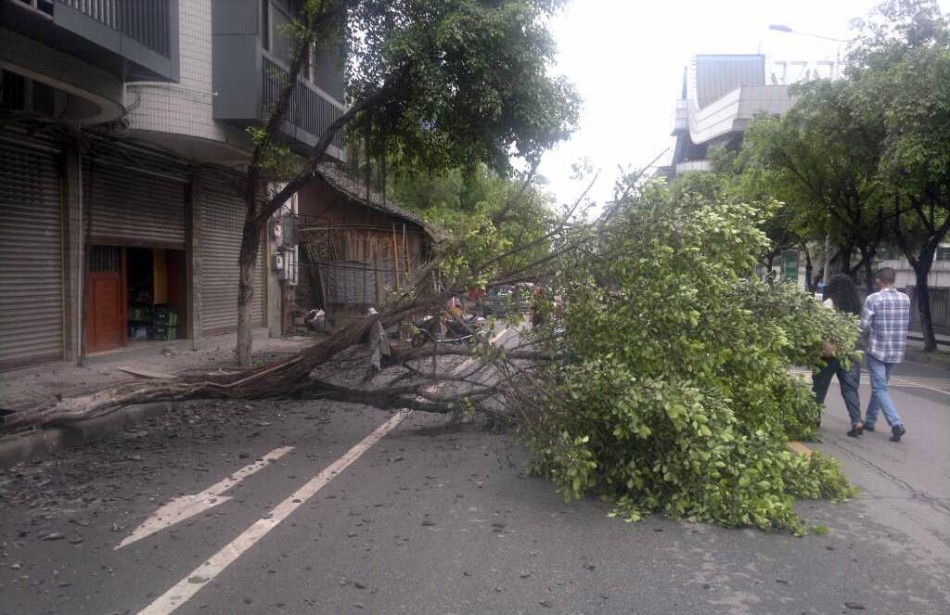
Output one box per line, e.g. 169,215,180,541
860,287,911,363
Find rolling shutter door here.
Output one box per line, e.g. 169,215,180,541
0,141,64,369
198,175,265,335
87,163,186,248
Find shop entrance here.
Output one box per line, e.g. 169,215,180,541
126,247,187,344
85,246,187,353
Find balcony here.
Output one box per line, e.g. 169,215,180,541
262,52,346,158
1,0,179,82
212,0,346,162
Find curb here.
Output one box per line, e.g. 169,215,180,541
0,402,172,468
902,351,950,371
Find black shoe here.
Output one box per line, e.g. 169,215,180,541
863,423,876,432
890,425,906,442
847,424,863,438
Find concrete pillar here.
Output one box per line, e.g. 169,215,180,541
188,174,203,350
61,138,83,363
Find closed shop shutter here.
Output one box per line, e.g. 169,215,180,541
0,141,64,369
198,174,265,335
87,162,186,248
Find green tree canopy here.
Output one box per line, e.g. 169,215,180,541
346,0,580,173
738,79,888,290
851,0,950,350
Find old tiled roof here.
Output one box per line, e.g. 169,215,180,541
315,163,433,235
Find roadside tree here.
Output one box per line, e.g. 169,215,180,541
851,0,950,351
235,0,579,366
739,80,888,292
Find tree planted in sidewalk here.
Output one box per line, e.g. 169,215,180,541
738,79,889,292
850,0,950,351
236,0,579,367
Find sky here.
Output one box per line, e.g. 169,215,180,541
536,0,950,208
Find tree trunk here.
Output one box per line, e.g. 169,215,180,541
914,246,938,353
861,250,875,295
237,214,264,367
839,244,853,277
803,247,813,292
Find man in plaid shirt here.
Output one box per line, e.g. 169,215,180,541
860,267,910,442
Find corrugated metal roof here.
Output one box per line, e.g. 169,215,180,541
315,163,435,238
694,55,765,108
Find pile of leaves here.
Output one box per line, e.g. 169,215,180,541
522,183,858,533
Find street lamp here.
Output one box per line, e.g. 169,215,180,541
769,24,848,289
768,24,848,43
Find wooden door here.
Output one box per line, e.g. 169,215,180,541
86,246,125,352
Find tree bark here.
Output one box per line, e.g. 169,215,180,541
913,245,938,352
236,210,264,367
860,248,875,294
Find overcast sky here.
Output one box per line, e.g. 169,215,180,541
537,0,950,208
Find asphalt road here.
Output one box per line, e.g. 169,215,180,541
1,355,948,615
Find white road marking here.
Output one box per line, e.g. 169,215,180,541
888,379,950,397
454,327,511,374
790,369,950,397
116,446,295,549
137,410,411,615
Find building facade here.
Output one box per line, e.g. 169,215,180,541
0,0,346,370
665,54,794,178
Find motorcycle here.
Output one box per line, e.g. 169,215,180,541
411,313,487,347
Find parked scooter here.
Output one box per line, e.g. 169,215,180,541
411,313,486,347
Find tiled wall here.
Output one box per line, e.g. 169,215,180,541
126,0,229,142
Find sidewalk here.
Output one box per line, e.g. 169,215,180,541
0,330,318,465
0,329,316,411
904,333,950,370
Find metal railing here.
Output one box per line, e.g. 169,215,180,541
57,0,171,57
263,53,345,152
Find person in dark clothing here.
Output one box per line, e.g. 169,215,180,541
813,274,864,437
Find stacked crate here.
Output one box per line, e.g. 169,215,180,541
151,305,179,341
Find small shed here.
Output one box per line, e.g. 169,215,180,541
295,163,434,329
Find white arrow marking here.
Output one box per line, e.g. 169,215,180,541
137,410,410,615
116,446,294,550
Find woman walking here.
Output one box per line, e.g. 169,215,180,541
813,274,864,437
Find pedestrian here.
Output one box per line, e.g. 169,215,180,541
813,275,864,437
860,267,910,442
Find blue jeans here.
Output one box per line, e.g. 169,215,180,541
865,354,903,428
812,357,862,426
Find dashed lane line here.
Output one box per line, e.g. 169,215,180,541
137,410,411,615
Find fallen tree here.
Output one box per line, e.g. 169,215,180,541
4,175,860,533
3,171,578,431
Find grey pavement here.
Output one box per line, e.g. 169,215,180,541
0,352,948,614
